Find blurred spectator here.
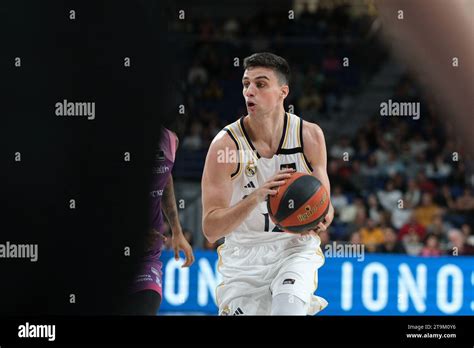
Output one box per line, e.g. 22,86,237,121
359,218,384,253
182,121,203,150
420,234,443,257
377,180,402,213
409,134,428,157
426,155,452,180
391,206,412,230
349,231,362,245
361,153,380,179
355,137,371,162
322,48,341,73
416,171,436,195
376,227,406,254
434,184,456,209
461,223,474,246
446,228,474,256
404,178,421,208
330,136,354,159
401,228,423,256
381,150,405,177
367,193,383,224
222,18,240,38
348,160,367,193
454,187,474,211
203,79,224,100
298,86,323,113
414,192,441,227
339,197,365,224
188,60,208,85
331,185,348,214
399,212,426,241
406,153,428,180
426,214,450,249
374,139,390,167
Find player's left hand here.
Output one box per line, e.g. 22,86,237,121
315,203,334,233
171,229,195,268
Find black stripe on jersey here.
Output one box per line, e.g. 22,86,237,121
239,117,261,159
299,117,314,172
275,112,288,155
278,147,303,154
224,128,241,178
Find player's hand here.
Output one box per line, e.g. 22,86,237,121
252,168,295,203
171,229,195,268
315,203,334,232
282,203,334,237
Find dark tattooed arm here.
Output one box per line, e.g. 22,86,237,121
161,173,195,266
161,175,181,233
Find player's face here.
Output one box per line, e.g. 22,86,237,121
242,67,288,116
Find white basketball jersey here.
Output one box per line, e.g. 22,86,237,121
223,112,314,245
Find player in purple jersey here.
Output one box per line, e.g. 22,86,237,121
129,127,194,315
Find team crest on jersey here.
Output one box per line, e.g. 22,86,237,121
280,162,296,171
220,306,231,316
245,160,257,177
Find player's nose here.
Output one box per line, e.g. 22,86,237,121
244,85,256,97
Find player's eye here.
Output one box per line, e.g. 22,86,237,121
257,82,265,88
243,83,249,88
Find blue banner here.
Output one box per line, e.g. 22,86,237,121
159,251,474,315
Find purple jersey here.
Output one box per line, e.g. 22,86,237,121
148,128,177,255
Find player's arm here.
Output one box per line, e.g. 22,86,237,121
162,136,194,267
302,121,334,232
202,131,293,243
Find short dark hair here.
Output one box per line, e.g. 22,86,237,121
243,52,290,85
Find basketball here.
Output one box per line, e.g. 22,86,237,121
267,172,330,233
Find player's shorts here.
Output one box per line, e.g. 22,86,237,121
130,258,163,297
216,234,328,315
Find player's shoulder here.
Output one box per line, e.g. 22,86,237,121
204,126,240,177
301,119,325,146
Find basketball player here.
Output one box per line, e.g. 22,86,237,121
201,52,334,315
129,127,195,315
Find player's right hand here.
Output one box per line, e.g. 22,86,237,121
252,168,295,203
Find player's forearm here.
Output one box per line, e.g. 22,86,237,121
162,176,182,234
203,193,260,243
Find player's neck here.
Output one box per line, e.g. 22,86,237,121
246,108,285,154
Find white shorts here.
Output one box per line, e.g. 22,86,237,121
216,234,328,315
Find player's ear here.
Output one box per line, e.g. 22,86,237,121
280,85,289,98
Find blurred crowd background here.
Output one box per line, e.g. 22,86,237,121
161,0,474,257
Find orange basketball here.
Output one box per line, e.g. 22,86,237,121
267,172,330,233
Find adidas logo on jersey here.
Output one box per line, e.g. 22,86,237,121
244,181,255,189
233,307,244,316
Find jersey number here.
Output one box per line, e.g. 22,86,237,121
262,213,283,232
